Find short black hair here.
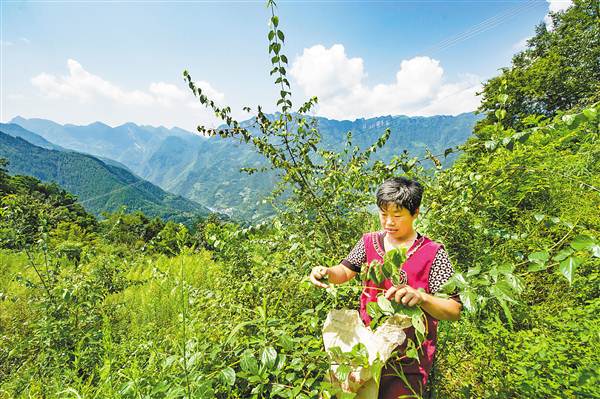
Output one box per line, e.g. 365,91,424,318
376,177,423,215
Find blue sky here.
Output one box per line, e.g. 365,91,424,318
1,1,570,130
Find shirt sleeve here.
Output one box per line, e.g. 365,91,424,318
428,247,457,294
341,237,366,272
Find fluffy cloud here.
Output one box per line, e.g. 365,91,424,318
290,44,481,120
544,0,573,29
29,59,226,130
547,0,572,13
512,36,530,52
31,59,225,108
32,59,154,105
289,44,365,99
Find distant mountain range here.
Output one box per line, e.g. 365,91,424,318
0,126,210,223
8,113,481,220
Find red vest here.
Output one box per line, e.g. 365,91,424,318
359,232,442,385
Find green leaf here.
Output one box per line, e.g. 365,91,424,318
463,266,479,278
582,108,597,120
277,30,284,42
527,263,547,272
335,364,351,382
240,351,259,375
270,384,286,396
451,272,468,288
405,340,419,360
562,114,576,126
570,235,595,251
268,30,275,41
371,359,384,386
260,346,278,370
459,290,477,313
497,93,509,104
367,301,382,319
220,367,236,386
559,257,582,284
271,16,279,27
534,214,545,222
497,298,513,329
412,314,425,336
484,140,497,151
504,273,524,294
278,334,294,351
377,296,394,315
497,263,514,274
491,280,518,304
528,251,549,265
381,259,393,279
552,248,573,262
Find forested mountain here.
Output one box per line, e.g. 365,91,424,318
11,113,480,219
0,131,209,222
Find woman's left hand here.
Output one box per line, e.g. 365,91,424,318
385,284,426,307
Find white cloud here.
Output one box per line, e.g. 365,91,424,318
149,82,187,106
32,59,154,105
512,36,530,52
19,37,31,44
28,59,226,130
544,0,573,30
1,40,14,47
290,44,481,120
547,0,572,13
31,59,224,110
290,44,365,99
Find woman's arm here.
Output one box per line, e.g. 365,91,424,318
309,264,357,288
420,293,462,321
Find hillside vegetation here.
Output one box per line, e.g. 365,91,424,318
0,1,599,398
0,130,209,223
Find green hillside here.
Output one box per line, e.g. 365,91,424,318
0,131,209,223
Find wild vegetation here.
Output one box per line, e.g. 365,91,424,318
1,1,599,398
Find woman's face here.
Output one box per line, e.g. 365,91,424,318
378,203,418,241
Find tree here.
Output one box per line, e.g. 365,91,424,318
476,0,600,132
183,1,419,263
0,158,11,195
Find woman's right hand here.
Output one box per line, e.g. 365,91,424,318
309,266,329,288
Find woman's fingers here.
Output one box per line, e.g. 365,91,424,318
384,286,397,300
394,288,408,303
407,295,421,307
309,268,329,288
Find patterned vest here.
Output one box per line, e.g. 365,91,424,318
359,231,442,384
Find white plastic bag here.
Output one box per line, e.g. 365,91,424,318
322,309,411,397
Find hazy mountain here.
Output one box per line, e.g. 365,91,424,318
10,113,481,219
0,131,209,223
0,123,63,150
9,116,199,173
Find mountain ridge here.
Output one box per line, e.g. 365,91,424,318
10,113,482,219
